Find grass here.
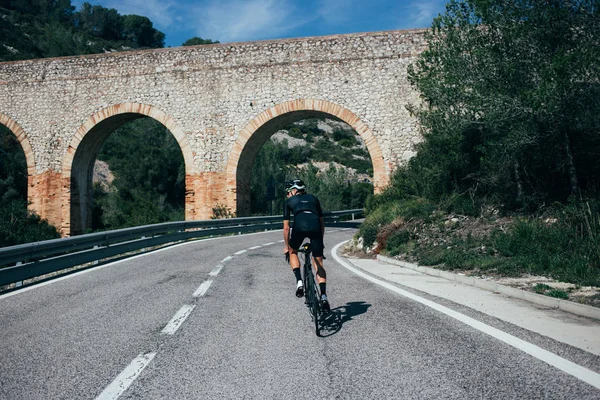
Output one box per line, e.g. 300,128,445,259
359,199,600,287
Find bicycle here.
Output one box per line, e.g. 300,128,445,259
298,242,323,336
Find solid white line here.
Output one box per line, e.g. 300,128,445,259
331,241,600,391
234,250,247,255
209,265,223,277
161,304,196,335
96,352,156,400
248,246,262,250
221,256,233,262
193,280,213,297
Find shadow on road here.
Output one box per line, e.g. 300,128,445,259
318,301,371,337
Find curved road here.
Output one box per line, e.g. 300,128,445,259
1,228,599,399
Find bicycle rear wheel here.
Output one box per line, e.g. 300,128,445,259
306,267,320,336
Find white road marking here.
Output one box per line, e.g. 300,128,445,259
248,246,262,250
277,240,285,243
262,242,276,246
161,304,196,335
209,265,224,276
332,241,600,391
234,250,247,255
96,352,156,400
0,230,285,300
221,256,233,262
193,280,213,297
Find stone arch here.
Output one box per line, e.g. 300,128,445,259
62,103,193,235
0,113,36,178
226,99,386,216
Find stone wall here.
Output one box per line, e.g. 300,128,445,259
0,29,428,234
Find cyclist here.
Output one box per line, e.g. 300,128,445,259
283,179,330,312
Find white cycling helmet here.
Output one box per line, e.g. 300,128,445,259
286,179,306,192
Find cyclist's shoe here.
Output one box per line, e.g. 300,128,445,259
321,294,330,313
295,280,304,297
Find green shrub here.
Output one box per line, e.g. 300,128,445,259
385,230,411,256
490,208,600,286
358,204,401,247
546,290,569,300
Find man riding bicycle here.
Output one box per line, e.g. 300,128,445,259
283,179,330,312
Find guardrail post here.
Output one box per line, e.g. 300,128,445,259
15,262,23,287
92,246,99,265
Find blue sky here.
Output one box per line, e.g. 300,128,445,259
71,0,448,47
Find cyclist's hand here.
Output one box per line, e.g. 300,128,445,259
284,250,290,263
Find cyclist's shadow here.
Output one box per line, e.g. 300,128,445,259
319,301,371,337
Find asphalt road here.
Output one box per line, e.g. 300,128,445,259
1,228,599,399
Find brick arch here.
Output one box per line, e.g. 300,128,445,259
62,103,193,176
0,113,36,177
62,103,193,235
226,99,387,215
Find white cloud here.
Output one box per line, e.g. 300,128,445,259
189,0,313,43
406,0,443,27
315,0,356,25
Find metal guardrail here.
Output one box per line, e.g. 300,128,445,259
0,209,363,288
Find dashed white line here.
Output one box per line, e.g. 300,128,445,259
262,242,276,246
222,256,233,262
193,279,213,297
0,229,288,299
96,352,156,400
248,246,262,250
161,304,196,335
209,265,224,276
332,241,600,391
234,249,247,255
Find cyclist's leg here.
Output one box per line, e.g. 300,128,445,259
310,232,326,283
310,232,330,311
288,229,305,297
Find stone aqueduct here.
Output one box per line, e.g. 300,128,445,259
0,29,427,236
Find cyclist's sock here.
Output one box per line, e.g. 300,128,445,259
293,268,301,282
319,282,326,296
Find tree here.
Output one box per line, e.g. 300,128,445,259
74,2,123,42
407,0,600,211
182,37,219,46
122,15,165,48
92,118,185,230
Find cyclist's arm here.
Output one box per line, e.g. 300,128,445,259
283,199,291,252
315,197,324,238
283,220,291,250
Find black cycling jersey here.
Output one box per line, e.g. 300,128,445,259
284,193,324,256
283,193,323,226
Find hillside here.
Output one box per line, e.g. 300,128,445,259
0,1,165,62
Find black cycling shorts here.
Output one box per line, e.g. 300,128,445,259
289,227,324,257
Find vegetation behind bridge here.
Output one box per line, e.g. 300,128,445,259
358,0,600,289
